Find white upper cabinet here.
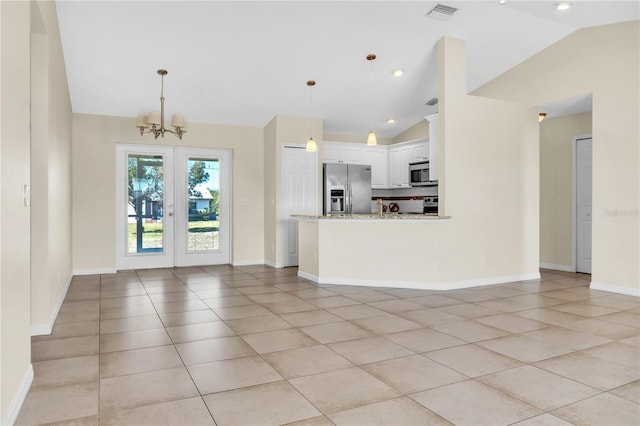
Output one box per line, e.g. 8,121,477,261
322,141,363,164
426,114,439,181
322,143,341,163
323,138,428,189
363,146,389,188
409,139,428,162
389,145,412,187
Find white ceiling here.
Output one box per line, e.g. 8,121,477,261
55,1,638,138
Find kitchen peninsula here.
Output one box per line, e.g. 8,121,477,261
294,214,458,291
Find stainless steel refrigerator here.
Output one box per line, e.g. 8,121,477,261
323,163,372,215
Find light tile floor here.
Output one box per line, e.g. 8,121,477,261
16,266,640,426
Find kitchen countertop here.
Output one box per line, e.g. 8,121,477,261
293,214,450,221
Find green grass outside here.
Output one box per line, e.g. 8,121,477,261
128,220,220,252
128,220,220,235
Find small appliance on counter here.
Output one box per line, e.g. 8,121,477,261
323,163,372,215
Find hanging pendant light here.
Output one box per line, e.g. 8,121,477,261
366,54,378,146
306,80,317,152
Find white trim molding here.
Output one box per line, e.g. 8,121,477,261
30,274,74,336
232,259,266,267
1,364,33,426
540,263,574,272
299,272,542,291
591,281,640,297
72,268,117,276
264,260,285,269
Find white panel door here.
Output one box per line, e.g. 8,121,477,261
282,146,317,267
576,137,592,274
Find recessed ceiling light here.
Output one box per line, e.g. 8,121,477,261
556,2,571,11
499,0,506,5
391,69,404,77
386,118,396,124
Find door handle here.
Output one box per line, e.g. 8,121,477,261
168,212,174,216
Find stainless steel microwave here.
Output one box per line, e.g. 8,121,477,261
409,161,435,186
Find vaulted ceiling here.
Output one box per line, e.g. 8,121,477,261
56,1,639,137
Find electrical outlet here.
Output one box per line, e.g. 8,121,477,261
479,255,486,265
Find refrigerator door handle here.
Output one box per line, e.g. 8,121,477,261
346,184,350,214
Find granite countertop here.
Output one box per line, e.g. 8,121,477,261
293,214,450,221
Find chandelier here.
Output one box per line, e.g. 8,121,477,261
136,69,186,140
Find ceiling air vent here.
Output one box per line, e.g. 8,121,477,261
426,4,458,21
426,97,439,106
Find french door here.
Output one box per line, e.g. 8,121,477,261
116,145,231,269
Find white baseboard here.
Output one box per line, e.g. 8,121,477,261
264,260,285,269
232,259,266,266
540,263,574,272
30,274,73,336
591,281,640,297
299,271,542,291
73,267,116,276
1,363,33,426
298,270,319,283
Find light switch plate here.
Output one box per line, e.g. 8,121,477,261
23,184,30,207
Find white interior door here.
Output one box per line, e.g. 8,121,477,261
576,137,592,274
116,145,231,269
281,146,317,267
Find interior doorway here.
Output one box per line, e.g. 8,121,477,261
116,144,231,269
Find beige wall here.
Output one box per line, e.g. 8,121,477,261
263,117,277,265
72,114,264,271
30,0,73,332
324,132,393,146
299,37,539,286
392,119,429,144
1,1,32,421
474,21,639,293
263,115,322,267
540,112,592,269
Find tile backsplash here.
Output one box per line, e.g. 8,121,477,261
371,185,438,213
372,186,438,198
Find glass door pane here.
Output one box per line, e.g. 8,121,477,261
116,144,174,270
186,157,220,252
127,154,165,254
174,147,230,267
